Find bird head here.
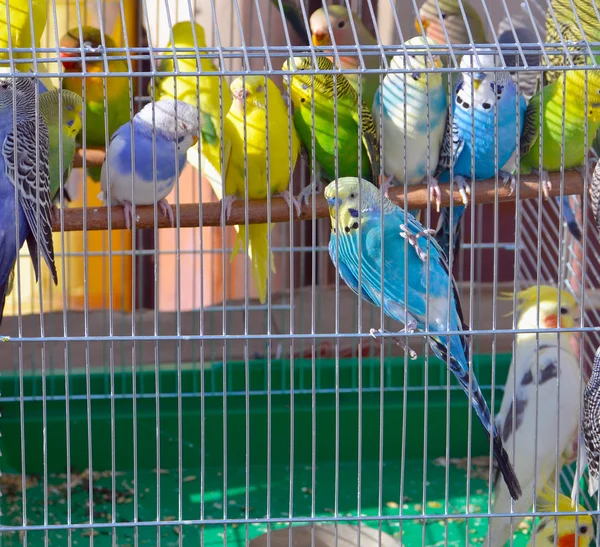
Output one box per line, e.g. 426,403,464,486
167,21,207,48
415,0,486,46
563,69,600,122
310,5,357,47
502,285,578,331
325,177,381,235
528,483,594,547
390,36,444,84
59,26,114,72
138,99,200,149
230,75,276,115
281,56,334,107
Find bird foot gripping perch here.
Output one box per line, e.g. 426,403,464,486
428,175,443,212
500,169,517,196
530,168,552,200
399,224,436,262
454,175,471,206
369,326,418,360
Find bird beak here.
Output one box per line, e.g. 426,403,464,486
415,17,429,33
232,87,250,108
191,135,199,146
543,313,558,329
433,56,443,69
327,196,341,216
473,79,482,91
312,30,330,46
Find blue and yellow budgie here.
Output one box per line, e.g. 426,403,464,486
434,54,526,260
325,177,522,502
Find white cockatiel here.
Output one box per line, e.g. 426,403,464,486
486,286,582,547
99,99,200,229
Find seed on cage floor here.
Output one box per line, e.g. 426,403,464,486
182,474,197,482
386,501,399,509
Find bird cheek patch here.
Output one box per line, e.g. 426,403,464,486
543,313,558,328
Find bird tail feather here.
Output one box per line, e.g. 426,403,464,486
430,334,522,501
231,223,276,304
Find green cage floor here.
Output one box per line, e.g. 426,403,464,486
1,459,532,547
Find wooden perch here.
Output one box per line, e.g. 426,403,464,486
51,171,586,232
74,147,106,167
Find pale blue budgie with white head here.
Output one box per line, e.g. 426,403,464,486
0,76,58,325
434,54,527,260
99,99,200,229
372,36,448,211
325,177,522,502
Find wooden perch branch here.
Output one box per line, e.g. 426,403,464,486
51,171,586,232
74,148,106,168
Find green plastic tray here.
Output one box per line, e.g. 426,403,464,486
0,354,534,546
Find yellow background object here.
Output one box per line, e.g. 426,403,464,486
5,0,135,318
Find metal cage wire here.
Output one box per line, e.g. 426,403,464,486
0,0,599,546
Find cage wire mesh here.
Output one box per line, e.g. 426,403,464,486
0,0,599,545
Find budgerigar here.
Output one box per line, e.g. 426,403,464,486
59,26,131,182
520,69,600,240
571,346,600,503
434,54,526,260
271,0,310,45
150,20,232,190
0,0,47,72
99,99,200,229
309,4,383,108
543,0,600,86
282,55,379,204
487,286,581,547
325,177,521,501
527,484,594,547
202,76,300,304
0,77,58,325
39,89,83,212
497,15,541,101
372,36,447,209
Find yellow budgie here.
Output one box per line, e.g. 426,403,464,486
151,20,231,181
203,75,300,303
0,0,46,70
526,483,593,546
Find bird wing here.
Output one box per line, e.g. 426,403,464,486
520,93,540,157
2,118,57,285
435,107,465,176
352,99,380,181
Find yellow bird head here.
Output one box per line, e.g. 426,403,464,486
562,69,600,122
167,21,207,49
229,75,280,115
500,285,578,330
528,484,594,547
390,36,444,89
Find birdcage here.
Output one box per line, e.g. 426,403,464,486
0,0,598,545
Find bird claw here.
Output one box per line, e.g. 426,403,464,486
399,223,435,262
158,198,175,227
277,190,302,217
370,326,418,359
428,175,442,212
532,168,552,200
122,200,133,230
455,176,471,206
379,175,395,199
297,182,320,209
221,195,236,225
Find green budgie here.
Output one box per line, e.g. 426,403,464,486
309,4,385,108
520,69,600,239
282,55,380,205
39,89,83,213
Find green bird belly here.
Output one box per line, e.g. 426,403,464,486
294,104,371,181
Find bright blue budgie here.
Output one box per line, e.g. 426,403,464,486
99,99,200,229
0,76,58,325
434,54,527,260
372,36,448,213
325,177,522,502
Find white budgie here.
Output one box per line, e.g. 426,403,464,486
487,286,582,547
372,36,447,206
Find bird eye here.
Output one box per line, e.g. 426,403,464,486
441,12,448,19
337,20,346,28
580,526,588,534
350,192,356,198
411,73,420,81
177,136,185,143
482,102,492,110
560,307,569,314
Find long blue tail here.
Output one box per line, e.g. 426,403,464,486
428,332,522,501
557,196,582,241
434,205,465,263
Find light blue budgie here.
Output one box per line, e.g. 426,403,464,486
434,54,527,260
325,177,522,501
0,76,58,325
372,36,448,215
99,99,200,229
